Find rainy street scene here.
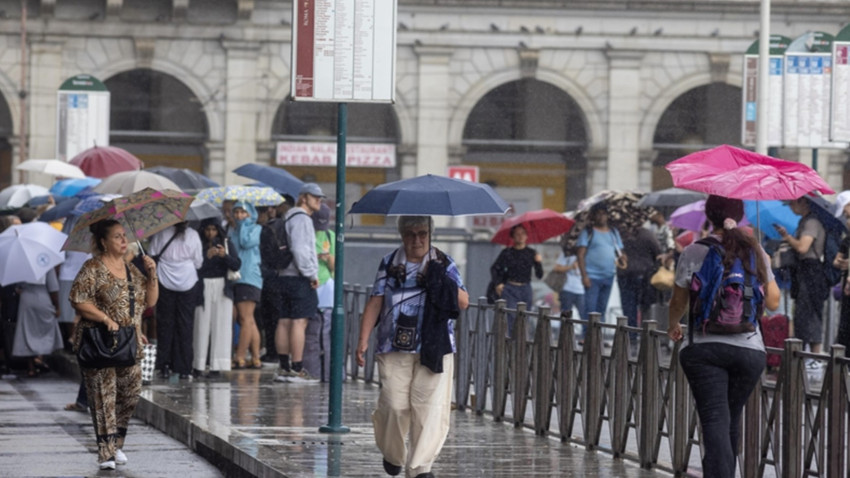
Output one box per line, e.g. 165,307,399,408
2,1,850,477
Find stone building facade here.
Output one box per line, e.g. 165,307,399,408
0,0,848,217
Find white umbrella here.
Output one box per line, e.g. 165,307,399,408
0,222,67,286
93,170,182,195
16,159,86,179
0,184,51,209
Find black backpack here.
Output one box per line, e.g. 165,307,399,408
262,210,307,273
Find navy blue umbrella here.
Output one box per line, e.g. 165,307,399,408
38,196,82,223
348,174,510,216
145,166,219,192
232,164,304,198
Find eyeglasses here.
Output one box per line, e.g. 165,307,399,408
402,230,429,240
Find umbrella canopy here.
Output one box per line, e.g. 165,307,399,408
665,144,834,200
670,199,752,232
63,188,193,252
69,145,144,179
233,164,303,198
0,222,67,286
636,187,706,209
93,170,182,195
348,174,510,216
833,190,850,218
37,196,81,223
491,209,574,246
195,185,285,207
560,190,653,252
0,184,51,209
16,159,86,179
743,200,799,240
186,199,222,221
49,177,102,197
145,166,219,192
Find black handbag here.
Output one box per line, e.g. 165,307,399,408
76,264,138,369
77,325,137,369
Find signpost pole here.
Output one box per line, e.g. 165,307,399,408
320,102,350,434
756,0,771,155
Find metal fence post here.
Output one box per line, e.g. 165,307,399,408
639,320,659,469
454,299,477,411
781,339,803,478
585,312,603,449
473,302,490,415
557,309,577,441
670,325,689,475
492,299,508,421
611,316,630,456
533,306,552,436
826,344,846,477
513,302,529,427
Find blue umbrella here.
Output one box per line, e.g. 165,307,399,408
233,164,304,198
49,177,102,197
348,174,510,216
145,166,219,191
38,196,82,223
743,200,799,240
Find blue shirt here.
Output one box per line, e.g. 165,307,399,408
371,248,465,355
577,228,623,280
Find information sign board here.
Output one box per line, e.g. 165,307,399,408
56,74,110,161
291,0,396,103
741,36,790,147
830,24,850,142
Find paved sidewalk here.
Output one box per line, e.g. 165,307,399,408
0,375,222,477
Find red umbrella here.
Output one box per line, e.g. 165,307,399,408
69,145,144,179
491,209,574,246
665,144,834,200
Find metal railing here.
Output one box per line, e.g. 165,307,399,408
340,284,850,476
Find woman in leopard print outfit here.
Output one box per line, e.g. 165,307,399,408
70,219,159,470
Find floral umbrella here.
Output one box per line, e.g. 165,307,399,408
195,185,284,207
63,188,193,253
561,190,655,252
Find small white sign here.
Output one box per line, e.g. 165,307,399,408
275,142,396,168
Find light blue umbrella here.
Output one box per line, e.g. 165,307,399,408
743,200,799,240
49,177,102,197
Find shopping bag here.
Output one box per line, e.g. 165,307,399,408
140,344,157,384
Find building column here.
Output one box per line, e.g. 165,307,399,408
414,46,453,178
28,38,64,162
605,51,644,191
206,141,226,186
222,40,261,185
585,148,609,196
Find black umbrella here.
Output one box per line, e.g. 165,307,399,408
146,166,219,192
636,187,706,209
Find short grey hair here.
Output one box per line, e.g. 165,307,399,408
397,215,433,235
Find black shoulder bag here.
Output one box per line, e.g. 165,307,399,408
77,264,138,369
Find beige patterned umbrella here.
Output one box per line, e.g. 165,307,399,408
63,188,193,253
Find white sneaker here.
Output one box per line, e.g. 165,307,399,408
99,459,116,470
805,359,823,371
115,449,127,465
288,370,319,383
274,371,292,383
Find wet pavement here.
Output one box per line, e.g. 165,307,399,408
0,375,222,477
137,366,670,477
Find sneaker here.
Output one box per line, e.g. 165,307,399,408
288,370,319,383
115,449,127,465
274,370,296,383
99,458,116,470
806,359,823,370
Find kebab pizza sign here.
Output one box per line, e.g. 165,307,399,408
276,142,396,168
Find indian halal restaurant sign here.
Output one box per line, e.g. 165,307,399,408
276,142,396,168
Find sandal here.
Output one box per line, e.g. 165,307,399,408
250,359,262,369
232,359,246,369
33,357,51,373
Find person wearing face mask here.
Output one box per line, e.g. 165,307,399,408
489,224,543,338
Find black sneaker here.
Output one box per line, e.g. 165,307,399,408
158,366,171,379
382,458,401,476
414,473,434,478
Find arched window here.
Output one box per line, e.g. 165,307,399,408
463,78,588,211
652,83,741,189
105,69,209,171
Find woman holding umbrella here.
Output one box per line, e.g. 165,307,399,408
70,219,158,470
489,225,543,338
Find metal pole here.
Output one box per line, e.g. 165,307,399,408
18,0,28,180
812,147,819,172
320,102,350,434
755,0,771,155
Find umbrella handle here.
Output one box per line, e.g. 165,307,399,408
138,240,147,256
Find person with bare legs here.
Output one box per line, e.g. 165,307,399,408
228,201,264,369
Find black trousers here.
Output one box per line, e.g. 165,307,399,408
155,285,197,375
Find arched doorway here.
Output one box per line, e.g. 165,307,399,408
652,83,741,189
462,79,588,214
271,99,400,224
104,69,209,172
0,92,13,189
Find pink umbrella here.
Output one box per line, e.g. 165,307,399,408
70,145,144,179
669,200,749,232
665,145,834,200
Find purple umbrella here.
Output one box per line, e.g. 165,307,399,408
670,200,750,232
